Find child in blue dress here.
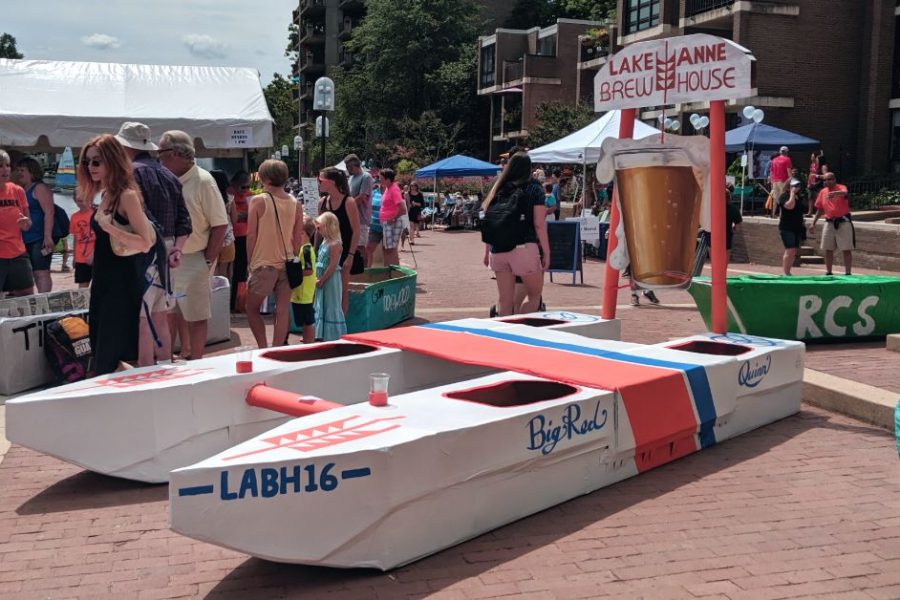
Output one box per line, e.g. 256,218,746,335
313,212,347,341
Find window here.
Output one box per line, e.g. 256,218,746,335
481,44,495,88
538,34,556,57
624,0,660,35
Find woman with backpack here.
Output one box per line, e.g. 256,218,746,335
481,152,550,316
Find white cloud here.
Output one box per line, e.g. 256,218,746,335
182,34,228,59
81,33,121,50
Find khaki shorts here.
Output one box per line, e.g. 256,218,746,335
142,263,173,315
489,243,542,277
172,251,212,322
771,180,787,203
248,265,290,298
821,219,855,252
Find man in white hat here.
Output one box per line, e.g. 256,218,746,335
768,146,793,218
115,121,192,366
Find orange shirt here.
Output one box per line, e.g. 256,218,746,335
815,184,850,219
70,208,96,264
0,182,28,259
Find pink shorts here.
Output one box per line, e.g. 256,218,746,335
489,243,542,276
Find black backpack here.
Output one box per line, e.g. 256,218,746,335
52,204,70,243
480,185,529,253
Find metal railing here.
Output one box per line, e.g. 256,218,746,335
503,60,523,83
685,0,736,18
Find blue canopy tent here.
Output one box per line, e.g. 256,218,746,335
415,155,501,228
726,124,819,214
725,123,820,152
415,155,501,178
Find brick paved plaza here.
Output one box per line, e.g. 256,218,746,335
2,228,900,599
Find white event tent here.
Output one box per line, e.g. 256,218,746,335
0,59,274,154
527,110,659,164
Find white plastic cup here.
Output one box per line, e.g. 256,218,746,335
235,346,254,373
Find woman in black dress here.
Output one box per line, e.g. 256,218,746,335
77,135,156,374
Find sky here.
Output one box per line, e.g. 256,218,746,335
4,0,297,83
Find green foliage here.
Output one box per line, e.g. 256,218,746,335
261,73,299,172
526,101,596,150
503,0,616,28
850,189,900,211
333,0,483,166
0,33,23,59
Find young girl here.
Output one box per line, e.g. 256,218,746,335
313,212,347,341
69,192,96,289
289,215,317,344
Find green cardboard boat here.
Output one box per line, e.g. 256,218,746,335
687,274,900,341
290,266,417,335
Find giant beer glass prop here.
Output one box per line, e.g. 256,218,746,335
614,148,702,288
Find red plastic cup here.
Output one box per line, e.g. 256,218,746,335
235,346,254,373
368,373,390,406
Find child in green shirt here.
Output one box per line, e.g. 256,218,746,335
290,215,317,343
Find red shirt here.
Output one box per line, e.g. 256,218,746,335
231,194,250,238
769,155,792,183
0,182,28,259
815,184,850,219
70,208,96,264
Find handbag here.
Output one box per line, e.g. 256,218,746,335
268,193,304,289
104,200,157,257
349,249,365,275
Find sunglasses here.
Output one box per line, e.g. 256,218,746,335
81,159,102,168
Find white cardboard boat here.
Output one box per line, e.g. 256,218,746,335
5,313,619,482
169,327,804,569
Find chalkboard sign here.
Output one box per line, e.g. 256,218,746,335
547,221,583,285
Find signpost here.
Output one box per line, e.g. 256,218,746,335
594,34,755,333
547,221,583,285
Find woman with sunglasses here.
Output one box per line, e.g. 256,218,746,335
78,135,156,374
317,167,359,315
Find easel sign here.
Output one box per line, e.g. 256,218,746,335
547,221,583,285
301,177,320,217
594,33,755,334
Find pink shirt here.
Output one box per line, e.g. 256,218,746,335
379,183,403,222
769,155,792,183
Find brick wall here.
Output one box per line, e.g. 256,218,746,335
732,216,900,271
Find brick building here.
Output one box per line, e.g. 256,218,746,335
603,0,897,176
477,19,604,161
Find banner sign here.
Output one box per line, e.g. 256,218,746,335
594,34,754,111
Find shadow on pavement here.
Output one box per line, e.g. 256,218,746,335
16,468,167,515
205,409,821,599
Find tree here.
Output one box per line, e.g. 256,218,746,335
503,0,616,28
525,101,596,149
333,0,483,165
262,73,299,172
0,33,23,59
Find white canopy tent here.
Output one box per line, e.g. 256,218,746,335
0,59,274,154
527,110,659,164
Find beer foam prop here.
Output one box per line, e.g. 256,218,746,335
172,328,802,569
6,317,621,481
0,309,89,397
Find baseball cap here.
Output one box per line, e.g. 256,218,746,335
789,178,802,187
780,146,790,153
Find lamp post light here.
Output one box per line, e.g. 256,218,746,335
313,76,335,171
294,135,304,180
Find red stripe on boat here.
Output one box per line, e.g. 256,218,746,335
346,327,700,471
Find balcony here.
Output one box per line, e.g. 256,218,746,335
338,19,354,40
339,48,356,68
299,53,326,75
579,39,610,65
300,22,326,46
503,60,523,84
685,0,735,18
298,82,313,100
300,0,326,17
339,0,366,14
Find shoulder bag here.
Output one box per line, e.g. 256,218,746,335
268,193,304,289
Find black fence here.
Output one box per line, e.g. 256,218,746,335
685,0,736,18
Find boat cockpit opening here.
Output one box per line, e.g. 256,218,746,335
445,380,579,407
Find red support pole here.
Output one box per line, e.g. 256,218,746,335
709,100,727,333
601,108,636,320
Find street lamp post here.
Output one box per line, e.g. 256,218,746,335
313,76,335,171
294,135,304,181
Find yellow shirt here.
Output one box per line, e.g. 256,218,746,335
290,242,316,304
179,165,229,254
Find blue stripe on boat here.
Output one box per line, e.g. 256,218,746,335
178,485,214,497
